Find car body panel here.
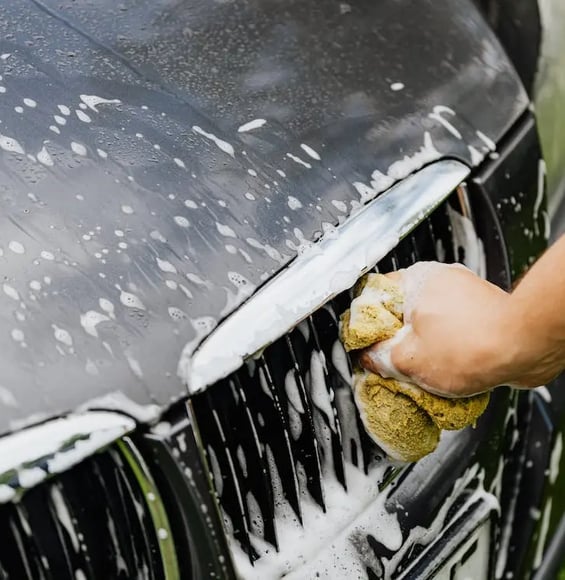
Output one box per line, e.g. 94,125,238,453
0,0,527,434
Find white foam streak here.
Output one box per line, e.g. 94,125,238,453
193,125,235,157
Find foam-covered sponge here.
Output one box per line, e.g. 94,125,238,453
340,273,490,462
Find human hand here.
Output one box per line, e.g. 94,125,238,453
358,262,515,397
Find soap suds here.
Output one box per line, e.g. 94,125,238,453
193,126,235,157
287,196,303,210
3,284,20,301
238,119,267,133
286,153,312,169
300,144,321,161
79,94,121,112
428,105,462,139
71,142,87,156
231,459,396,580
80,311,110,337
476,130,496,151
0,133,25,155
447,205,486,277
353,132,439,204
8,241,25,255
37,146,54,167
174,216,190,228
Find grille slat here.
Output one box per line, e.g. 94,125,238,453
49,481,96,578
17,496,67,579
285,330,327,510
101,450,159,577
209,373,280,552
8,515,43,578
14,505,51,580
257,356,303,523
310,304,369,473
306,315,348,490
233,374,279,549
430,203,456,263
196,391,256,559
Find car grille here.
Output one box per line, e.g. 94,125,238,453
191,194,468,566
0,445,165,579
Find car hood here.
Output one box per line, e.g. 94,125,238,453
0,0,526,434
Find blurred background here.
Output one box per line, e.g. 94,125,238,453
536,0,565,218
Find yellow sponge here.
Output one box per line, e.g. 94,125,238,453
354,372,440,463
340,273,490,462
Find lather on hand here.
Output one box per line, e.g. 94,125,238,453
360,235,565,397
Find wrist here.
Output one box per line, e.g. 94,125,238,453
494,292,556,388
470,293,525,390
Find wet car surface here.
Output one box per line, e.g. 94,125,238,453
0,0,563,578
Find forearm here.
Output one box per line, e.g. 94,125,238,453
501,235,565,387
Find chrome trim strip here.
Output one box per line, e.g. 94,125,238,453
397,499,493,579
181,160,470,394
0,412,135,503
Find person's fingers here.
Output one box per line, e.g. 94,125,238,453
359,326,414,381
360,336,473,398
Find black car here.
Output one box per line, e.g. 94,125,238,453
0,0,564,578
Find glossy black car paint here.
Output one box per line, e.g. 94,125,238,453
474,0,542,94
0,0,527,434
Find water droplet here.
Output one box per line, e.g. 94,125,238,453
99,298,115,319
118,289,145,310
80,310,110,337
52,324,73,347
76,110,92,123
156,258,177,274
216,223,236,238
11,328,25,342
174,216,189,228
71,142,87,156
150,230,167,243
37,146,54,167
168,306,187,321
8,241,25,254
287,196,303,210
3,284,19,301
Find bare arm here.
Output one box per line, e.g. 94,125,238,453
360,235,565,396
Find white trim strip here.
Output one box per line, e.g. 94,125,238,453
0,412,135,502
